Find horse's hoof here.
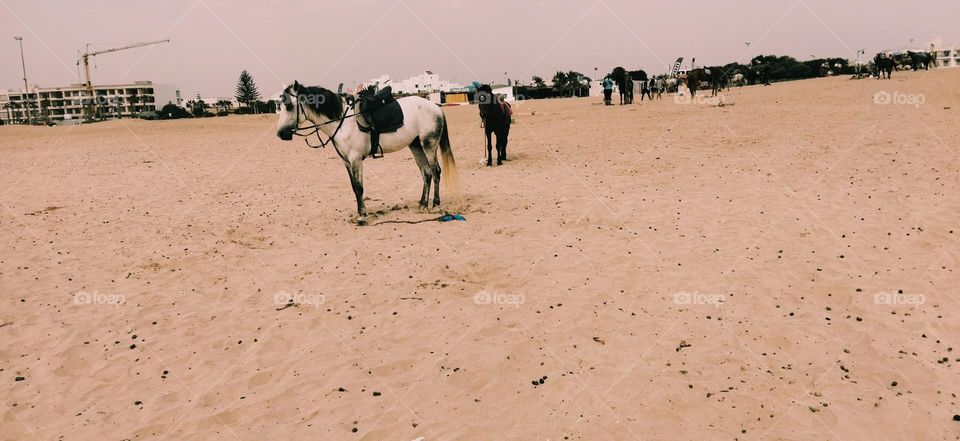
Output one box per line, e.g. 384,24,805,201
356,218,367,226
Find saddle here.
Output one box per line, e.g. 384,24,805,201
357,86,404,158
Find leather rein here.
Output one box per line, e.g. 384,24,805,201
291,93,358,152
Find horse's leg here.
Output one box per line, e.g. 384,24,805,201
485,129,493,167
501,123,510,161
495,129,504,166
431,159,441,207
407,138,431,209
346,160,367,225
420,132,442,208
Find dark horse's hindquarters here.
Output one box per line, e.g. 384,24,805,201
477,85,511,166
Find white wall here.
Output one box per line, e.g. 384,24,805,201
152,84,181,107
589,80,619,97
492,86,515,102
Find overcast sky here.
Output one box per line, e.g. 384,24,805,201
1,0,957,97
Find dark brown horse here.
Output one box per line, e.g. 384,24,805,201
685,67,722,97
476,84,511,166
906,51,936,70
874,53,894,79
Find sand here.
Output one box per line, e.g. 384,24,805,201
1,69,958,441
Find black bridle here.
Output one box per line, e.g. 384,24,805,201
289,92,357,151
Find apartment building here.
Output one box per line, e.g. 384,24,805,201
0,81,181,123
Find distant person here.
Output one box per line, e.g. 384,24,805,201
603,76,614,105
640,78,653,101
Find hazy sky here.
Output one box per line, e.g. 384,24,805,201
1,0,957,97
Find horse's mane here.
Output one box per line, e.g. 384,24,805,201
290,84,342,120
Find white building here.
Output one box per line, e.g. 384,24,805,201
0,80,181,123
932,46,959,68
366,71,463,94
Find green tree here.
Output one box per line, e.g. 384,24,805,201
190,93,208,117
566,71,587,96
160,103,192,119
128,94,140,114
531,76,546,87
113,97,123,119
215,99,233,113
2,102,13,124
192,99,208,117
553,70,576,96
235,70,261,113
39,98,50,121
8,101,21,124
551,71,568,90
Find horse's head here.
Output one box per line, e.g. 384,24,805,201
276,82,301,141
475,84,495,118
275,81,342,141
475,84,494,104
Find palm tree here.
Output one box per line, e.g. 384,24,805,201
3,102,14,124
114,96,124,119
128,94,140,114
566,71,587,96
193,99,207,117
9,101,21,124
39,98,51,122
216,99,233,113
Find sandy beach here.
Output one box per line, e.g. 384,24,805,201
1,68,958,440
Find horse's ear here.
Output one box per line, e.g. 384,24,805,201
292,81,301,92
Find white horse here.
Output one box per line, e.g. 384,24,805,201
731,73,745,87
665,77,679,93
276,82,460,225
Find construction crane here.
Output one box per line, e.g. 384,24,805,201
79,39,170,120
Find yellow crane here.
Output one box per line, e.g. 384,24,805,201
79,39,170,120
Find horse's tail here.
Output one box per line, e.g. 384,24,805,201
439,112,463,203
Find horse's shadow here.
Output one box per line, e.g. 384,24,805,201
364,201,471,226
